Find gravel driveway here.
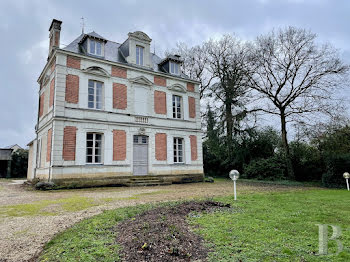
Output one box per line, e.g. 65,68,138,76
0,179,303,262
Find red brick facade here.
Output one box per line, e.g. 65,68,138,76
154,91,167,114
113,130,126,161
190,135,198,161
54,31,60,47
63,126,77,161
66,55,81,69
49,77,55,107
155,133,167,161
113,83,127,109
39,92,45,117
111,66,127,79
46,128,52,162
188,96,196,118
65,74,79,104
154,76,166,87
187,83,195,92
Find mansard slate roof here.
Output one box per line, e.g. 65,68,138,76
63,32,190,80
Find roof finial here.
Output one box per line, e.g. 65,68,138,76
153,40,156,54
81,17,85,34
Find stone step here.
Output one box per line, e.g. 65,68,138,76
129,179,161,182
130,177,161,180
125,182,167,187
125,178,172,187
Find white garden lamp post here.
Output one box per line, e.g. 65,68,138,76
229,170,240,201
343,172,350,191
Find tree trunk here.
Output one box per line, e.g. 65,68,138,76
226,100,233,160
280,109,294,179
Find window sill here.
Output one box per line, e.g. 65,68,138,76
87,107,104,111
87,53,105,59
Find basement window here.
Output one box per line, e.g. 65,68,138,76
86,133,102,164
173,137,184,163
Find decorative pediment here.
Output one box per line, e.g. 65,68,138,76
129,76,153,86
82,66,110,78
128,31,152,42
167,83,186,93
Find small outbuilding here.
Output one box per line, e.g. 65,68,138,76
0,148,13,178
0,144,23,178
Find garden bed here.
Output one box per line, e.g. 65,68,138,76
116,200,230,261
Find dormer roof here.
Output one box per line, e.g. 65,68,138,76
78,31,107,45
159,54,183,66
128,31,152,43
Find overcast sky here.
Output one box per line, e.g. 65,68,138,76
0,0,349,148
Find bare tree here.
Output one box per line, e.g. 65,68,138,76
171,42,214,98
249,27,349,178
206,35,252,159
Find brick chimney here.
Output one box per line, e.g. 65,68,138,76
48,19,62,58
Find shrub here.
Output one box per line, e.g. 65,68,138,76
11,149,28,178
322,153,350,188
290,142,324,182
243,156,286,180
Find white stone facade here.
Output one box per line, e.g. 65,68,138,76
28,23,203,187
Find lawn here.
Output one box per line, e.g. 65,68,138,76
38,186,350,261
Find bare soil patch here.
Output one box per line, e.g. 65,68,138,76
116,201,230,262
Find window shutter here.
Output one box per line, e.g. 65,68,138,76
113,130,126,161
190,135,198,161
155,133,167,160
188,96,196,118
65,74,79,104
63,126,77,161
113,83,127,109
154,91,166,114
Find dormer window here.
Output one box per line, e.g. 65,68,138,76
170,61,180,75
88,39,103,56
136,45,144,66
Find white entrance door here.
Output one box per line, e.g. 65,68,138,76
133,135,148,175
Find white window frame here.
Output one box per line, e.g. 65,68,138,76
172,95,183,119
88,80,103,110
173,137,184,163
170,61,179,75
86,133,103,164
88,39,104,56
136,45,144,66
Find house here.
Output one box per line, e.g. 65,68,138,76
26,19,204,187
